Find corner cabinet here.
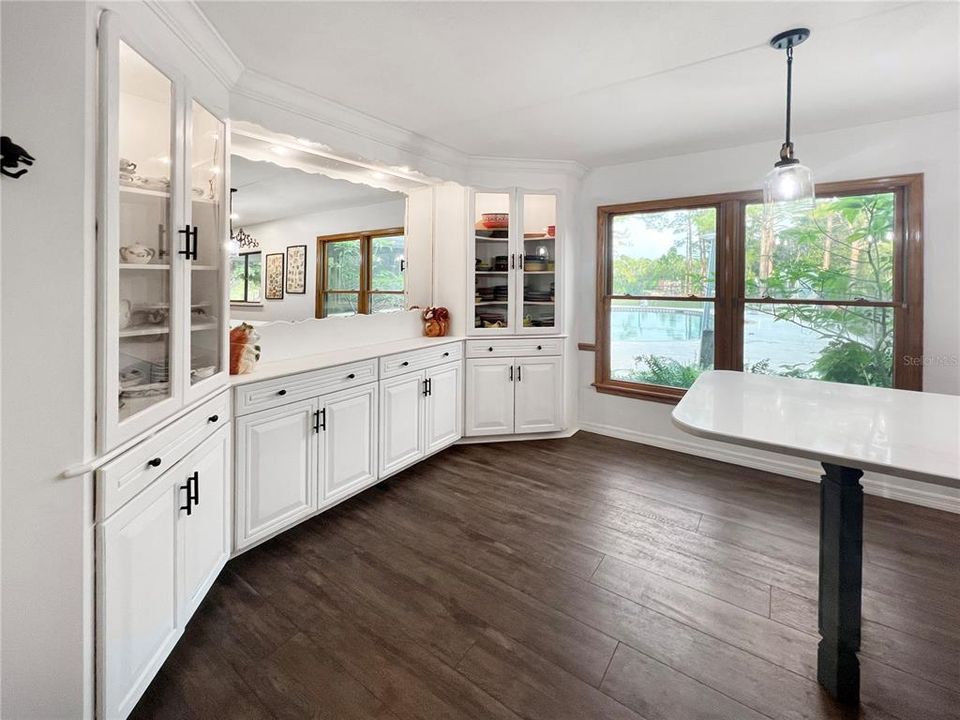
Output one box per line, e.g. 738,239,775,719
469,189,560,335
97,11,230,453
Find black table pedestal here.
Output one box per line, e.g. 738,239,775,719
817,462,864,704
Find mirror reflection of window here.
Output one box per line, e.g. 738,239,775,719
318,228,405,318
230,251,262,304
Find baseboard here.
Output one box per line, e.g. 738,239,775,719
577,422,960,514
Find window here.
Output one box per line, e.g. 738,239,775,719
230,251,262,304
595,175,923,402
316,228,405,317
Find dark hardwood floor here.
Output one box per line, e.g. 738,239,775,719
132,432,960,720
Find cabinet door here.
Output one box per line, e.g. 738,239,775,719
470,190,516,334
183,99,229,405
464,358,515,436
322,383,378,503
517,192,559,335
235,398,318,550
98,12,185,451
99,472,180,719
514,356,563,434
425,361,463,454
178,424,230,624
379,370,425,477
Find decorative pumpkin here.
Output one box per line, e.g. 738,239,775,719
229,323,261,375
421,306,450,337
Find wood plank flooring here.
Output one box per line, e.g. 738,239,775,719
132,432,960,720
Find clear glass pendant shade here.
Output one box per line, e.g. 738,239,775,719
762,162,815,226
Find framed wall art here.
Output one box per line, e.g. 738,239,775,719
286,244,307,294
264,252,285,300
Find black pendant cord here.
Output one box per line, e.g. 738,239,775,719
784,45,794,147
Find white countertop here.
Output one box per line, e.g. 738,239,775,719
672,370,960,487
229,335,466,386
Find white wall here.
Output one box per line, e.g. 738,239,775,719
576,110,960,511
1,2,97,717
231,198,406,322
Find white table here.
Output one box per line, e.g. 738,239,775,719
673,371,960,704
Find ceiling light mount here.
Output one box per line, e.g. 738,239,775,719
769,27,810,51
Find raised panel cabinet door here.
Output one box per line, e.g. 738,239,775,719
99,473,180,719
514,356,563,434
464,358,515,436
178,424,231,625
235,398,318,550
323,383,378,503
379,370,425,477
425,361,463,454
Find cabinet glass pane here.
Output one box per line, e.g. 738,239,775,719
189,100,225,385
117,42,175,420
522,194,557,329
371,234,405,292
474,192,510,329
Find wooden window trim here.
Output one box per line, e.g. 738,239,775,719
594,175,924,403
316,227,404,318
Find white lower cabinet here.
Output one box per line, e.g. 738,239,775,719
98,421,231,720
379,360,463,477
379,370,426,476
322,383,378,503
465,355,563,436
464,358,516,436
235,398,318,551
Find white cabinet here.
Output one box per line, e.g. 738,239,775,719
465,358,516,436
99,473,179,720
97,11,229,452
469,189,560,335
379,360,463,478
380,371,426,476
322,383,378,503
235,398,318,550
425,361,462,453
98,422,231,720
514,356,564,434
178,427,231,622
465,354,563,436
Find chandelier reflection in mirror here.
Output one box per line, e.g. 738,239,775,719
762,28,815,226
229,187,259,251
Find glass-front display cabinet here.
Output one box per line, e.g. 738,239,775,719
469,189,559,335
98,14,228,451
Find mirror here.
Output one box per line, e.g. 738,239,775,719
228,125,433,325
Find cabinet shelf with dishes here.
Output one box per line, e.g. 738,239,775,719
468,189,560,335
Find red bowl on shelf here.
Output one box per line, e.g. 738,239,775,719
546,225,556,237
480,213,509,229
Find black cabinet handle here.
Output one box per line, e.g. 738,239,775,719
517,365,522,382
319,408,326,431
423,379,429,397
177,225,198,260
508,365,513,382
427,378,432,396
313,409,320,434
401,361,409,366
191,471,199,507
277,389,287,396
399,258,406,273
510,253,516,270
347,373,356,379
191,226,198,261
148,457,162,468
208,414,219,423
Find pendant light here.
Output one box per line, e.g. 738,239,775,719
763,28,815,221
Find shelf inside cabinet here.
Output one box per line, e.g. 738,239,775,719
119,324,171,338
190,321,219,332
522,270,555,275
120,185,170,199
191,264,220,271
475,271,508,275
475,301,509,306
120,263,171,270
523,301,555,306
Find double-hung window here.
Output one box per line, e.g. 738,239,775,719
595,175,923,402
316,227,405,317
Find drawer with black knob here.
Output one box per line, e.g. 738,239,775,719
379,341,463,379
233,358,377,416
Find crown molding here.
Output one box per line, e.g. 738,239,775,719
467,155,589,179
145,0,244,87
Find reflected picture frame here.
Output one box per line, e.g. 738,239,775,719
286,244,307,294
264,252,285,300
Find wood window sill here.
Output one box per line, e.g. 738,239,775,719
593,381,683,405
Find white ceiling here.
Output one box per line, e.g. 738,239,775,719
231,155,404,226
200,1,960,166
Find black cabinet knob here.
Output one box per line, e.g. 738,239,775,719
208,414,219,423
442,352,450,357
488,347,494,352
148,457,162,468
277,389,287,396
537,345,542,350
347,373,356,379
401,361,409,366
